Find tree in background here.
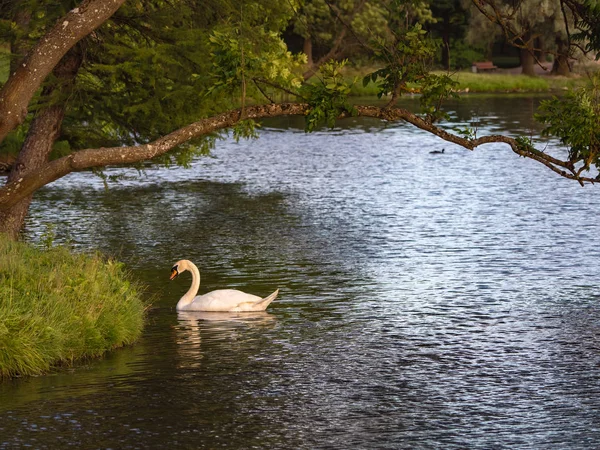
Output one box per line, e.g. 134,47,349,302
466,0,596,76
289,0,388,79
0,0,599,240
428,0,476,70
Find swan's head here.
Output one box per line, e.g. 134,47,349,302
170,260,189,280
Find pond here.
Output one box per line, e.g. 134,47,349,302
2,95,600,449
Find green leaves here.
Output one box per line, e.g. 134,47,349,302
362,22,457,122
208,27,305,98
535,73,600,172
362,23,454,106
418,73,459,122
453,126,477,141
515,136,535,153
233,119,260,142
569,0,600,60
300,60,357,132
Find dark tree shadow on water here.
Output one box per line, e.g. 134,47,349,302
26,179,378,308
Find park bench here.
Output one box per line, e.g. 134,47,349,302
472,61,498,73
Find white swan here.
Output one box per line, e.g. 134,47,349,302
169,259,279,312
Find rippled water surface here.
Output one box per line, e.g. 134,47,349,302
2,96,600,449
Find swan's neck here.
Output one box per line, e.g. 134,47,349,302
177,261,200,309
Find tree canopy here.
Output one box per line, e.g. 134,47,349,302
0,0,599,239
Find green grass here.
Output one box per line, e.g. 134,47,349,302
0,236,146,378
341,66,590,96
449,71,550,92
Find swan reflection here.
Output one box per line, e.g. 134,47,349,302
177,310,277,324
174,310,277,369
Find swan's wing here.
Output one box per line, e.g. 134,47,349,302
191,289,263,312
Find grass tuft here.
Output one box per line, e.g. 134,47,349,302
0,235,146,378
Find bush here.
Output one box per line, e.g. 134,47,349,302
0,236,146,378
448,41,486,70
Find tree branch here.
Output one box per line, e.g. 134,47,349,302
0,0,126,144
0,102,594,210
471,0,548,68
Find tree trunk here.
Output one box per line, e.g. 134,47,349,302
519,30,536,76
551,55,570,76
302,27,347,80
0,106,65,239
0,48,82,239
551,36,571,76
303,36,313,67
520,47,536,76
441,12,450,71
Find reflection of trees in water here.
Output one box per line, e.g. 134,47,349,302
28,179,377,305
263,95,549,135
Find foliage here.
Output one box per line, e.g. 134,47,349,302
535,73,600,173
291,0,336,42
464,0,570,50
453,125,477,140
515,135,535,153
290,0,388,58
0,235,146,378
301,60,357,131
447,40,486,70
350,1,389,39
158,135,219,169
362,22,458,121
232,119,260,142
418,72,459,121
0,0,296,153
364,24,437,98
208,26,305,98
0,125,26,157
568,0,600,59
427,0,472,68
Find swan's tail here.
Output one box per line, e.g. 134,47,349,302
254,288,279,311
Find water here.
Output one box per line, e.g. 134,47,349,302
2,95,600,449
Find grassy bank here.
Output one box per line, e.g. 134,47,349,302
0,236,146,378
446,71,583,93
343,66,588,96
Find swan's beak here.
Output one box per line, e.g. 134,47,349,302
170,267,179,280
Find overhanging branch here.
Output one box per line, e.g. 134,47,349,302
0,102,594,210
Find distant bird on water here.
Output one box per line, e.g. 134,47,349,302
429,148,445,154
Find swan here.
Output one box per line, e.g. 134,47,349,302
169,259,279,312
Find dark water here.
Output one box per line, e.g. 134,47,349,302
2,95,600,449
